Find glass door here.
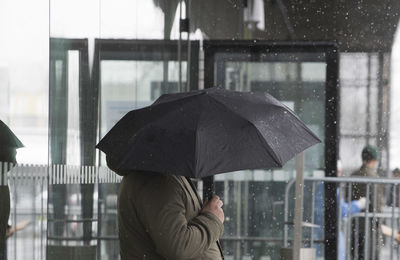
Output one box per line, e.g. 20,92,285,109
49,38,96,258
93,39,199,259
203,41,339,259
93,39,199,144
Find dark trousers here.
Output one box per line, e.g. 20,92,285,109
0,186,10,260
0,241,6,260
351,219,380,260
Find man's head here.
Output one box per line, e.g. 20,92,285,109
362,145,380,169
393,168,400,178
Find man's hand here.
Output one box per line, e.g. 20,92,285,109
6,226,14,238
202,195,224,223
6,220,31,238
381,224,400,243
395,231,400,243
355,197,367,210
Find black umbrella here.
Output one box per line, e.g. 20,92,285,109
97,87,320,178
0,120,24,150
0,120,23,170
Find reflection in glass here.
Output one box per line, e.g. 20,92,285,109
208,48,329,258
66,51,81,166
100,60,187,138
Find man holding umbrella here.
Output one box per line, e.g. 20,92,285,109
97,87,320,259
117,169,225,259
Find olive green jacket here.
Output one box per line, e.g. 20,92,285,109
351,165,382,213
350,164,383,259
118,172,224,260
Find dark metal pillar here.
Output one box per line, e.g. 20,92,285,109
366,54,372,145
49,43,68,242
78,40,96,245
324,46,339,260
376,52,391,177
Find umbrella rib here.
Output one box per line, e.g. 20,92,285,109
207,95,284,167
252,126,284,166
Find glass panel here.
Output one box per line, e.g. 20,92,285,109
97,182,119,259
100,60,187,139
7,164,47,260
220,59,326,174
93,38,199,260
66,51,81,166
339,52,389,174
99,0,164,39
48,39,95,259
210,50,328,258
340,86,367,135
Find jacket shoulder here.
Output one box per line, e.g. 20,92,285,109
124,171,182,186
122,172,184,199
351,167,365,177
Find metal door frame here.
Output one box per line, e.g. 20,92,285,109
91,39,200,259
92,39,200,147
49,38,95,257
203,40,339,259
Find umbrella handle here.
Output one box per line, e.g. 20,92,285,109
202,176,214,202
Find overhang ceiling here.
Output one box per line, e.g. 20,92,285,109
154,0,400,52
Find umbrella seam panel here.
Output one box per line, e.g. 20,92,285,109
205,94,284,167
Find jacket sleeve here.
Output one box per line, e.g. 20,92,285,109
136,176,224,260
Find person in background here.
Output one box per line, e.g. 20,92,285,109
0,147,16,260
338,159,366,218
337,159,366,260
350,146,400,259
0,120,24,260
5,221,30,240
351,145,382,259
387,168,400,207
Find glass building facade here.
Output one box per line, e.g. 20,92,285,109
0,0,399,259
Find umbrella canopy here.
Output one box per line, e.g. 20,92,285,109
97,87,320,178
0,120,24,149
0,120,23,164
